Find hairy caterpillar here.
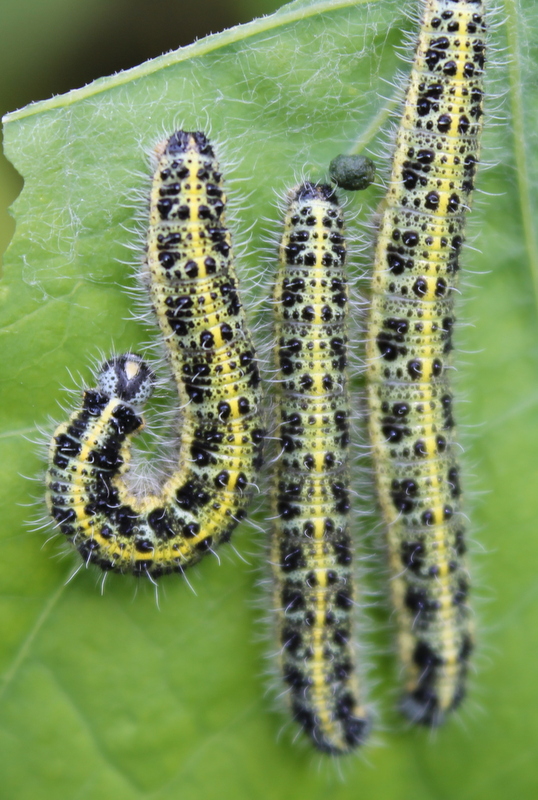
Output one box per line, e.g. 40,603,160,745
271,182,369,754
46,131,265,579
366,0,486,723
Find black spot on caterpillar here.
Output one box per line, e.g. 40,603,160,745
366,0,485,724
45,132,265,579
271,181,369,753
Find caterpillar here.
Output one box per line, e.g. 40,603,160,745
46,131,265,579
271,182,369,754
366,0,486,724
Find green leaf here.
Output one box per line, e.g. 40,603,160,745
1,0,537,797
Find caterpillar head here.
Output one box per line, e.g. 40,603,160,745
97,354,155,405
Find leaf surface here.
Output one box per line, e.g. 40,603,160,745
1,0,537,797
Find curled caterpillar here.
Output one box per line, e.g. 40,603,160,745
366,0,486,723
46,131,265,579
271,182,369,754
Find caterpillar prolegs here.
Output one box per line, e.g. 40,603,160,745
271,182,369,754
46,132,265,578
366,0,486,724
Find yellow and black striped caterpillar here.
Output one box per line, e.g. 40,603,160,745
271,182,369,753
366,0,486,724
46,131,264,579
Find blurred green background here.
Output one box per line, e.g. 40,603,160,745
0,0,283,262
